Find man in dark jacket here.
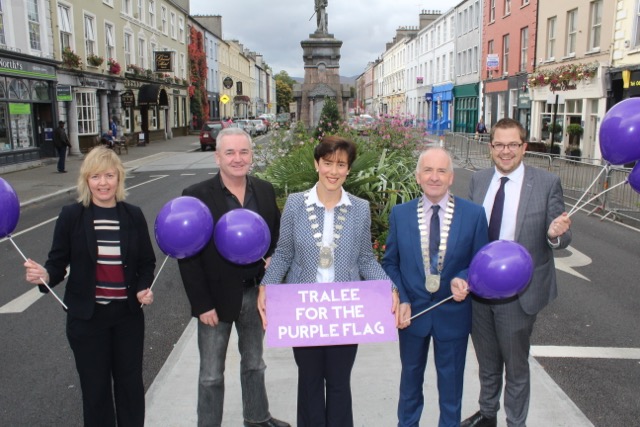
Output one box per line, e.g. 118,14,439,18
53,121,71,173
178,127,290,427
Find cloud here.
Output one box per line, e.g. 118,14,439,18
190,0,458,78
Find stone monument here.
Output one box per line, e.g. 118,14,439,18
294,0,351,129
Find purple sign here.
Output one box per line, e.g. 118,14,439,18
265,280,398,348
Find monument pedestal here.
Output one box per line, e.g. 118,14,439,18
294,33,350,129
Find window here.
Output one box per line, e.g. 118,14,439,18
490,0,496,22
547,17,556,59
124,32,133,66
170,12,176,39
180,52,186,78
84,15,96,57
161,6,167,33
522,0,529,5
566,9,578,56
0,0,5,45
138,38,146,69
488,39,494,54
473,46,478,72
589,1,602,51
520,27,529,71
502,34,509,74
27,0,41,51
105,23,115,59
137,0,143,21
122,0,132,15
8,78,29,99
635,1,640,47
58,4,72,52
178,17,184,43
76,91,98,135
31,81,49,101
504,0,511,15
148,1,155,28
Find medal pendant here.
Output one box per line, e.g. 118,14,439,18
426,274,441,293
319,246,334,268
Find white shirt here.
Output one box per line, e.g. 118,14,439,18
482,163,525,241
306,184,352,283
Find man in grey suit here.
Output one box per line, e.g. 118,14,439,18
453,118,572,427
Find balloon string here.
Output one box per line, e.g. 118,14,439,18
402,295,454,323
141,254,169,308
567,180,628,218
8,236,68,311
567,165,608,216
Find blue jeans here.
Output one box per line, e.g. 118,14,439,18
56,146,67,171
197,287,270,427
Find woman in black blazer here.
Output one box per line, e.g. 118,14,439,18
24,146,156,426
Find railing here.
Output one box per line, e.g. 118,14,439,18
438,132,640,225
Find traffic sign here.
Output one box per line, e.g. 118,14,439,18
220,94,230,104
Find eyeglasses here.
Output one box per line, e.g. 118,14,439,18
491,143,523,151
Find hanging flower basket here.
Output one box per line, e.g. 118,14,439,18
107,58,121,75
62,48,82,69
528,62,599,92
87,54,104,67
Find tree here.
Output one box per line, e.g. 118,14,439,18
314,97,341,138
188,27,209,125
275,70,296,113
276,80,292,113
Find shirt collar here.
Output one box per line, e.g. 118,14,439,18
306,183,352,207
421,191,450,210
493,162,525,184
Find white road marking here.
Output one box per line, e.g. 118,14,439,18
0,287,44,313
532,345,640,360
555,245,592,281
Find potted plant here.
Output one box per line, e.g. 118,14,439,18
566,124,584,146
87,54,104,67
107,58,121,75
61,48,81,69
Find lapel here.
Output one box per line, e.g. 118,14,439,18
444,196,462,270
515,166,534,241
117,203,130,262
476,171,493,204
408,198,426,276
82,205,98,263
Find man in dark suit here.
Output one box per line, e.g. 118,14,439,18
53,120,71,173
455,118,572,427
178,128,289,427
382,147,489,427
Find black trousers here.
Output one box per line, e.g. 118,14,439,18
66,302,145,427
293,344,358,427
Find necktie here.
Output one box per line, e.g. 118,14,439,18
429,205,440,274
488,177,509,241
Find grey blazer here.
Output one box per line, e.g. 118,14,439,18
469,165,572,315
262,190,388,285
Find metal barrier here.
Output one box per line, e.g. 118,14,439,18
439,132,640,225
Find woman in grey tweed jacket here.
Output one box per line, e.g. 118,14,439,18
258,136,396,427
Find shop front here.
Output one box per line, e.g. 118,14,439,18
428,83,453,135
453,83,479,133
0,52,58,167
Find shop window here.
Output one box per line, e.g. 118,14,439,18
0,103,8,150
9,103,34,149
123,107,131,132
31,81,49,101
0,79,5,98
150,107,157,129
8,79,29,100
75,91,98,135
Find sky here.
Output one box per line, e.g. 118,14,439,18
190,0,460,78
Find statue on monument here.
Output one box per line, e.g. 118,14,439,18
314,0,328,34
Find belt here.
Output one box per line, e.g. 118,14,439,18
471,294,519,305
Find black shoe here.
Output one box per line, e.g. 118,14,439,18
244,417,290,427
58,170,67,173
461,411,497,427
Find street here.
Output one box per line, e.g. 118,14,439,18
0,141,638,426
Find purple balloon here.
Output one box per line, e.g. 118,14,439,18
629,162,640,194
0,177,20,238
155,196,214,259
599,98,640,165
468,240,534,299
214,209,271,265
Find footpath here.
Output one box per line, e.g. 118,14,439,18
2,136,593,427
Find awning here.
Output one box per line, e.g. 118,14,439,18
138,84,169,106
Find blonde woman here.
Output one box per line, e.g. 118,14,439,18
24,146,156,426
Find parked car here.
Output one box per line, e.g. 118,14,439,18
199,121,226,151
235,119,257,137
251,119,267,135
276,113,291,129
349,114,375,135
